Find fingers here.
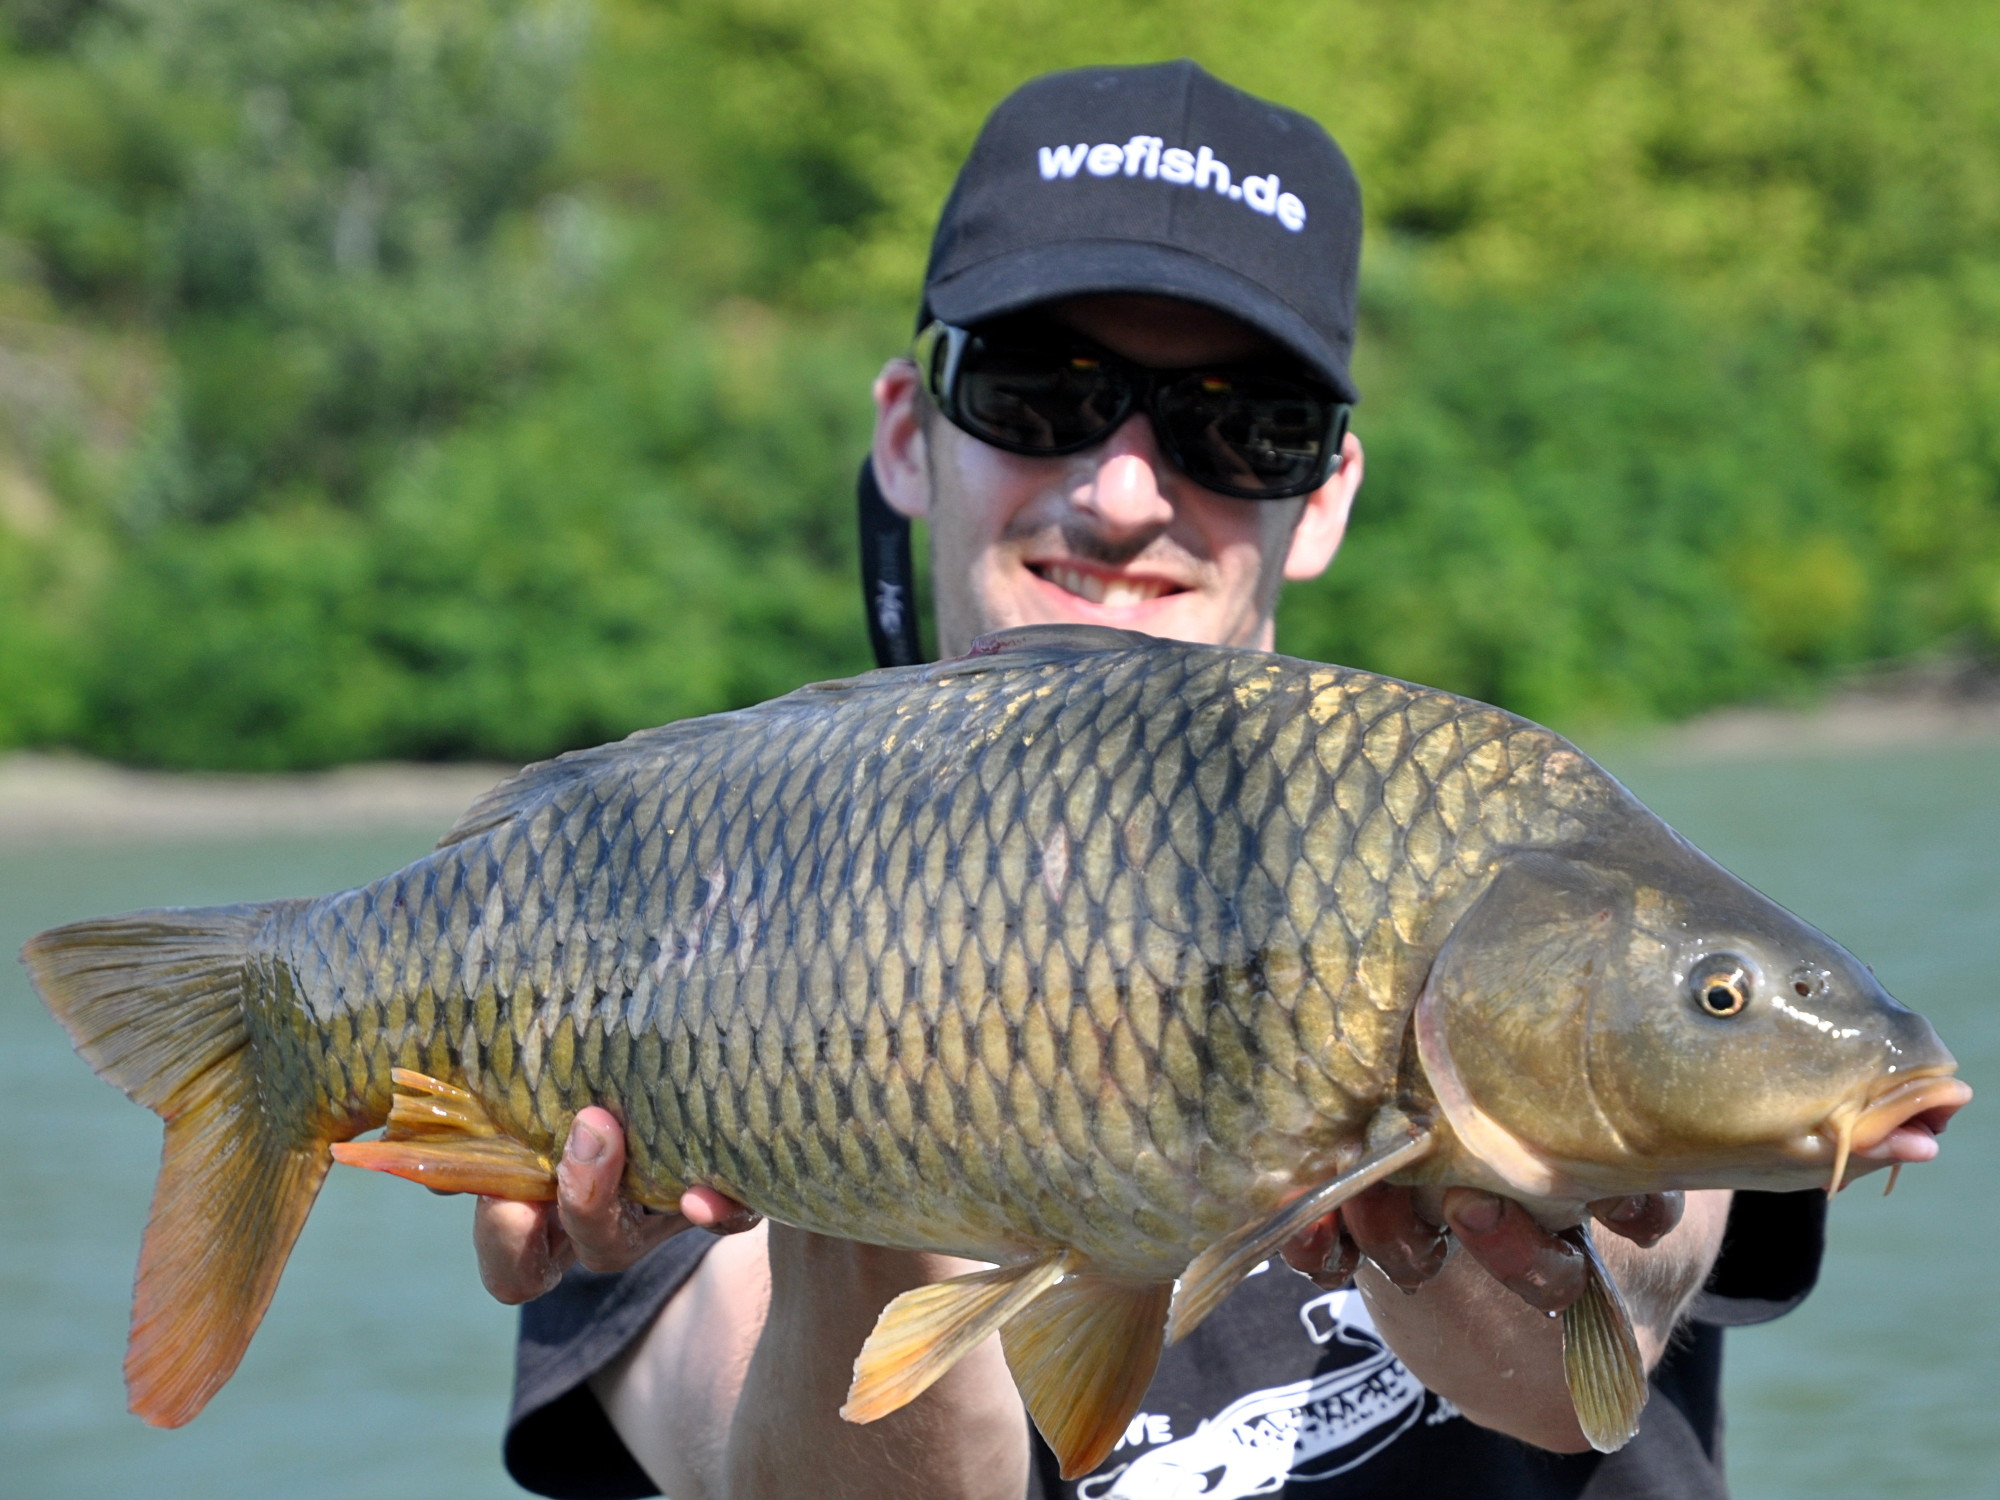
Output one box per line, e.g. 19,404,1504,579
472,1110,758,1299
1440,1188,1585,1313
1343,1186,1450,1291
1589,1192,1684,1249
556,1108,683,1273
1280,1211,1363,1289
474,1195,572,1305
679,1183,763,1236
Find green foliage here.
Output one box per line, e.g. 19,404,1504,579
82,296,878,768
3,0,2000,766
4,0,585,521
1284,271,1864,726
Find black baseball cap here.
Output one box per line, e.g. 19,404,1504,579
922,60,1363,402
860,62,1363,670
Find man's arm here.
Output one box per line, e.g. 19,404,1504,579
594,1225,1030,1500
482,1111,1031,1500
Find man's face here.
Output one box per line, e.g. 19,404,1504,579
872,295,1363,658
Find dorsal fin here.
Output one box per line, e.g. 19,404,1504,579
912,625,1169,686
435,716,734,849
437,626,1167,849
962,624,1161,658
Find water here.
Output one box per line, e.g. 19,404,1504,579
2,744,1995,1497
1606,744,2000,1496
0,833,523,1499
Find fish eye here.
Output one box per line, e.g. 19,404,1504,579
1690,957,1752,1018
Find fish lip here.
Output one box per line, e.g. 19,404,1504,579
1844,1070,1972,1160
1784,1069,1973,1185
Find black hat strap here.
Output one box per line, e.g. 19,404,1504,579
857,457,927,668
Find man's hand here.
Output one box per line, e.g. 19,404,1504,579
472,1106,761,1304
1282,1183,1727,1452
1279,1184,1685,1308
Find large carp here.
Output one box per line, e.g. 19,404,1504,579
24,626,1969,1475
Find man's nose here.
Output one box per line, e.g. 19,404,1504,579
1074,414,1177,534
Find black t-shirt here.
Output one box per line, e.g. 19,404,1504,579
504,1190,1826,1500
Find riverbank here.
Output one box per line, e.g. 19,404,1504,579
0,754,513,842
5,658,1997,842
1597,655,2000,762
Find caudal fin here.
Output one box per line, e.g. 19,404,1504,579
22,903,323,1427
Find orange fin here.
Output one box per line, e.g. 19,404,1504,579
1167,1125,1435,1344
1002,1274,1174,1480
21,902,326,1427
330,1069,555,1199
1558,1223,1648,1452
842,1253,1070,1425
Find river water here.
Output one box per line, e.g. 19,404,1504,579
2,741,1993,1497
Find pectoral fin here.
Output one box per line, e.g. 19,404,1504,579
1166,1125,1435,1343
1558,1223,1648,1452
1002,1275,1175,1480
842,1253,1070,1425
330,1069,556,1199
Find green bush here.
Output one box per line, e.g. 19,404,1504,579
4,0,2000,767
80,296,880,768
1284,272,1864,726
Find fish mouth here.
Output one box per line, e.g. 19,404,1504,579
1818,1070,1973,1193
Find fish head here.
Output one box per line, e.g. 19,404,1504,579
1414,848,1970,1199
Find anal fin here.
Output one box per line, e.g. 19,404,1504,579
1167,1125,1434,1343
1002,1275,1174,1480
842,1252,1070,1424
329,1069,555,1200
1558,1223,1648,1452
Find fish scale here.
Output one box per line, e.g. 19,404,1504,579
261,637,1561,1271
29,624,1965,1473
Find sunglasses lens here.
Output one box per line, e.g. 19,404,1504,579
929,322,1341,498
1156,373,1337,498
952,342,1130,452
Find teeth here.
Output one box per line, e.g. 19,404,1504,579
1041,565,1171,608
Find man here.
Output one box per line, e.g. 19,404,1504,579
489,62,1824,1500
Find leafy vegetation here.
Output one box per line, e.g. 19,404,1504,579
3,0,1999,765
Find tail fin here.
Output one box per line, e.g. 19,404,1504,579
22,903,324,1427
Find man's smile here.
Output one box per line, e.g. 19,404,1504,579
1026,560,1188,609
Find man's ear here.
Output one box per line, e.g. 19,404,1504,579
872,358,932,521
1283,431,1363,581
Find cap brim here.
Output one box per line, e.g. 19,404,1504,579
926,240,1357,403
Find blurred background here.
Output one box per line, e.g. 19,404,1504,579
3,1,1997,1496
4,0,2000,764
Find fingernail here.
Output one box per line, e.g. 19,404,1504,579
1414,1225,1451,1278
1319,1229,1361,1286
1605,1196,1646,1223
567,1121,605,1165
1455,1191,1503,1234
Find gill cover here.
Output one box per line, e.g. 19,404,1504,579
1415,853,1631,1197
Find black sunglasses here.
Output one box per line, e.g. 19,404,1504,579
915,318,1350,501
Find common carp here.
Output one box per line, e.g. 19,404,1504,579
23,626,1969,1476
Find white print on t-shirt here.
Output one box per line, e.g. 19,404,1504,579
1078,1291,1431,1499
1035,139,1308,231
